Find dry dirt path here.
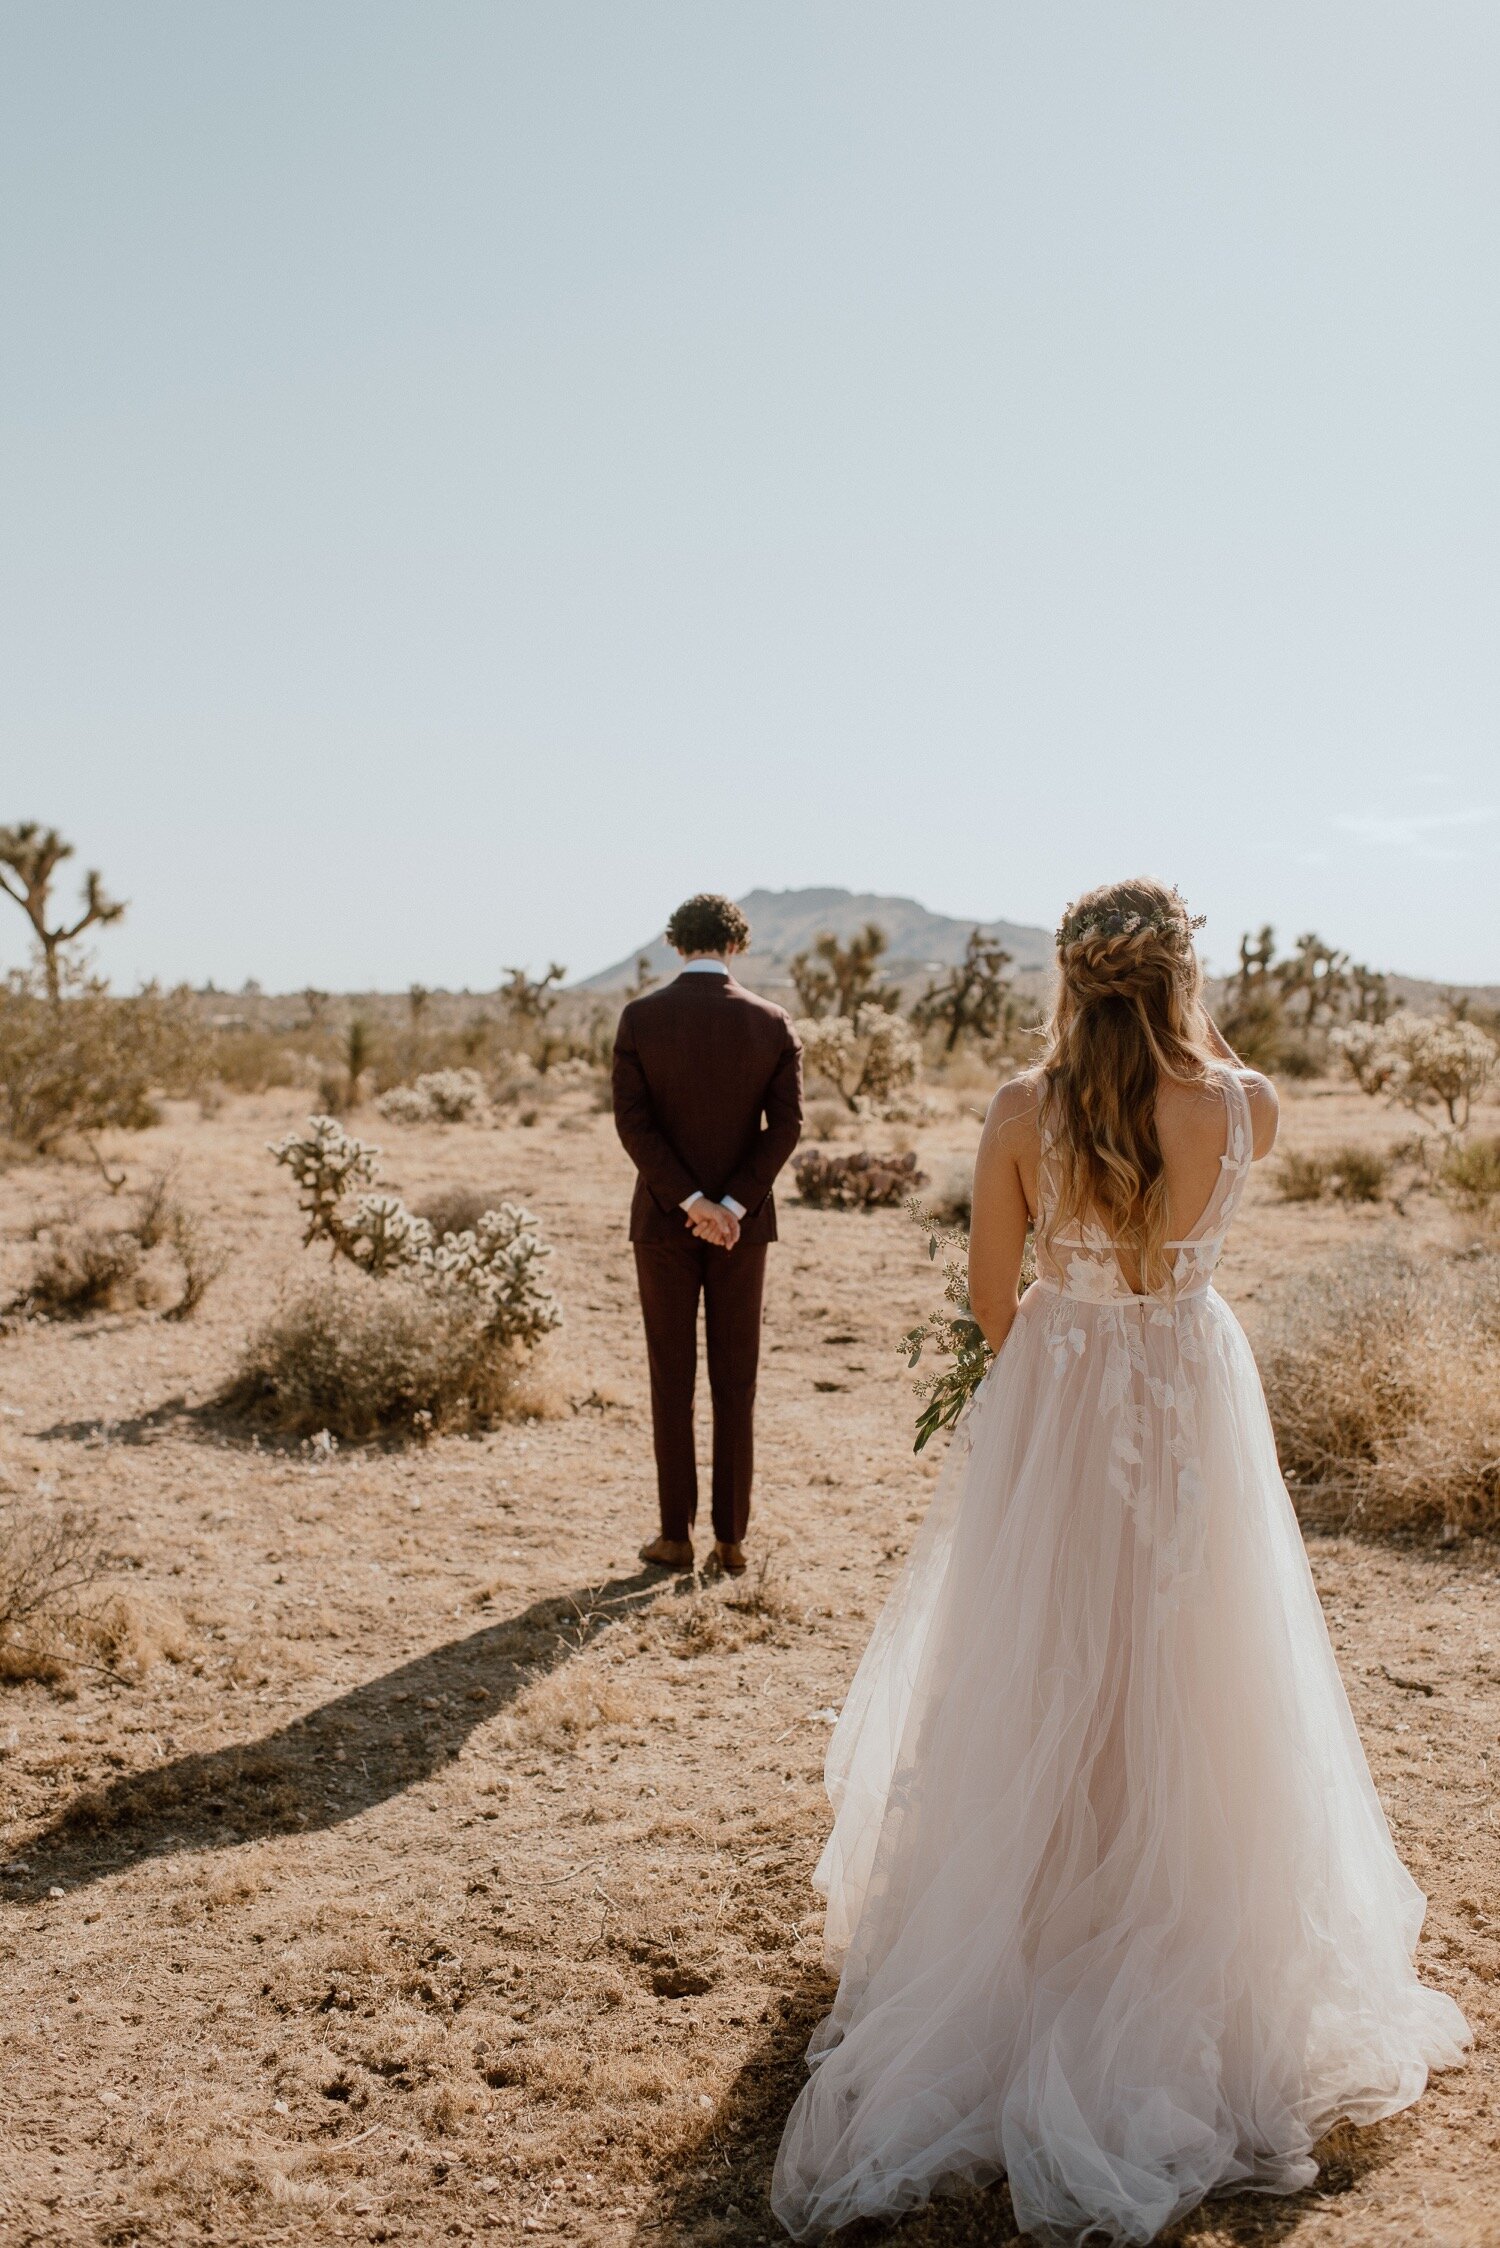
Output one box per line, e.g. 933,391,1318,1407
0,1089,1496,2248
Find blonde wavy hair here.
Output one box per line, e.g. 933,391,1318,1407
1039,878,1215,1295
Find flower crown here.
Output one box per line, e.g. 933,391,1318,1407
1055,888,1206,950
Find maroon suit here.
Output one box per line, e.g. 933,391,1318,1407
612,971,803,1544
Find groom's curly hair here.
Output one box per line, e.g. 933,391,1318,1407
666,893,751,956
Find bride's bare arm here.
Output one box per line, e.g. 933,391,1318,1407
968,1077,1035,1355
1198,1001,1281,1159
1201,1011,1280,1160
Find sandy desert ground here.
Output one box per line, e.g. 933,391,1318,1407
1,1076,1498,2248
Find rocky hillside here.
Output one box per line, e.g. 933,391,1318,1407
576,886,1055,1000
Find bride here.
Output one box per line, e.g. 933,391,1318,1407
772,879,1468,2245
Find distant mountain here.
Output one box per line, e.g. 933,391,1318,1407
576,886,1055,998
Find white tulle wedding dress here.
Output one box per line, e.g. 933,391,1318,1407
772,1066,1468,2244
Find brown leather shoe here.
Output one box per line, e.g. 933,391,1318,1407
709,1540,748,1576
638,1536,694,1571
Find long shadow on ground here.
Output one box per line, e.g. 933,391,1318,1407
632,1977,1412,2248
3,1567,664,1902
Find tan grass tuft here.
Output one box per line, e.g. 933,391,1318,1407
501,1661,654,1748
1259,1244,1500,1535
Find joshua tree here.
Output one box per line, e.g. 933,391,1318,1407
1274,932,1350,1027
502,963,567,1022
911,929,1014,1052
1349,963,1392,1025
0,823,125,1003
625,954,657,999
345,1017,372,1108
1232,925,1276,1005
789,923,897,1020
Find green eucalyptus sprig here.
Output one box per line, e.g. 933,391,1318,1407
899,1198,1034,1452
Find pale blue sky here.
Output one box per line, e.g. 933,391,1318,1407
3,3,1498,990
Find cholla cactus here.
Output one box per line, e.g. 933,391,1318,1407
267,1118,562,1349
1332,1012,1496,1133
796,1010,921,1115
377,1068,488,1125
1329,1019,1398,1096
269,1116,381,1249
341,1194,435,1277
418,1204,562,1348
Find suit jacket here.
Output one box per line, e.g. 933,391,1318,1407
612,973,804,1244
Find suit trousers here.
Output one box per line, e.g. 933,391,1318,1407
633,1233,768,1545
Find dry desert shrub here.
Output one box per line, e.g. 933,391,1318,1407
1258,1244,1500,1534
1274,1144,1391,1206
414,1183,513,1238
919,1152,975,1230
0,968,206,1153
79,1586,192,1675
794,1147,927,1211
205,1025,320,1093
0,1498,107,1683
803,1099,849,1143
1326,1142,1391,1204
13,1174,226,1323
1442,1134,1500,1220
1271,1151,1327,1203
23,1220,145,1315
0,1499,185,1685
225,1273,540,1441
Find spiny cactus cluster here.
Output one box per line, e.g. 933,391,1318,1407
268,1117,561,1349
269,1115,381,1246
377,1067,489,1125
417,1206,563,1350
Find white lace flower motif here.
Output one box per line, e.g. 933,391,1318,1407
1047,1325,1087,1376
1062,1252,1124,1305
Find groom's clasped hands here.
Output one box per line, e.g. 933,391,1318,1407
685,1196,740,1249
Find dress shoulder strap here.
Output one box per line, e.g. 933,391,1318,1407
1216,1061,1254,1175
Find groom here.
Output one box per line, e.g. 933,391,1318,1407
612,893,803,1575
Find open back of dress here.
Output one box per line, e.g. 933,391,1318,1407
772,1065,1466,2246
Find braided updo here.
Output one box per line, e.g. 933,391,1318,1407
1055,880,1205,1009
1040,878,1214,1294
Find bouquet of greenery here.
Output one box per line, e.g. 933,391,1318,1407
900,1200,1034,1452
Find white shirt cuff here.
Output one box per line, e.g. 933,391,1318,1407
681,1191,746,1220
